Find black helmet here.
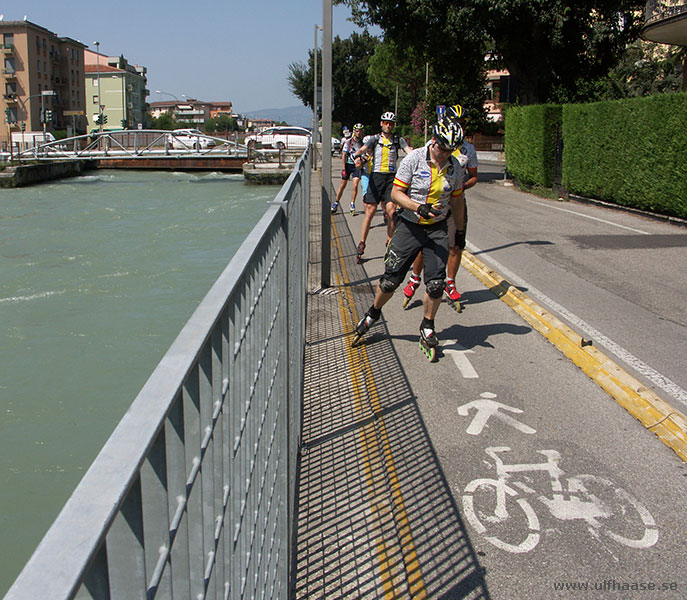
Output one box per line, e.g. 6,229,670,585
432,117,464,151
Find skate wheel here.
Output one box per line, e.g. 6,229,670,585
448,298,463,313
402,296,411,309
351,333,363,347
419,340,437,362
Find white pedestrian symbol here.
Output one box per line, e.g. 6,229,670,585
458,392,536,436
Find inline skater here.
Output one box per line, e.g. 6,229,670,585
352,112,412,262
333,123,365,215
352,116,465,361
331,127,353,214
402,104,478,311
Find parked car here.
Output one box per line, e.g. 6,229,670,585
168,129,216,150
245,126,311,150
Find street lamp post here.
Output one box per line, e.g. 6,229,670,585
313,24,322,169
94,41,102,133
156,90,180,122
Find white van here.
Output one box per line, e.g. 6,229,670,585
11,131,57,152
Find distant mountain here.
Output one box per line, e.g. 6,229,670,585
244,105,314,128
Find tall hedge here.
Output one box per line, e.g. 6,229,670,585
562,93,687,218
505,104,562,187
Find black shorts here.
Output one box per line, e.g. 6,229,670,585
341,162,361,181
363,172,395,205
381,218,449,288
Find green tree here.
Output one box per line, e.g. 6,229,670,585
288,32,389,126
205,114,236,133
590,41,685,100
149,111,176,130
339,0,645,105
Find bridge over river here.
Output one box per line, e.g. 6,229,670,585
8,129,299,172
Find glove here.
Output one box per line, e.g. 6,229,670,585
341,169,347,178
416,203,441,219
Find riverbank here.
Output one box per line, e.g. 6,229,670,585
0,160,98,188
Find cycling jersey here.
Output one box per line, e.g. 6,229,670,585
343,137,365,165
365,133,410,174
393,145,465,225
452,141,478,183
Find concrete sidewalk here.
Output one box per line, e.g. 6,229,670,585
294,169,489,599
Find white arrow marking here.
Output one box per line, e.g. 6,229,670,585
458,393,536,435
443,341,479,378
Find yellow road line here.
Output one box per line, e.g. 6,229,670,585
330,216,427,599
461,250,687,462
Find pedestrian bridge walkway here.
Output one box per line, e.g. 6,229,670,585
294,169,488,598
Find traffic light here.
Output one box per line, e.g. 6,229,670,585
103,114,108,125
45,110,53,122
95,113,102,125
4,107,10,124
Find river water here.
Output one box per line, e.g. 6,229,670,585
0,169,279,593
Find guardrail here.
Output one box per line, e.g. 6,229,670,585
6,149,311,599
645,0,687,25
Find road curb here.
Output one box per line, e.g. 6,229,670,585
461,250,687,463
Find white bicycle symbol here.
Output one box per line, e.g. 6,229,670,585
462,447,659,553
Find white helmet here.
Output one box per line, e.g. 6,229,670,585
380,111,396,123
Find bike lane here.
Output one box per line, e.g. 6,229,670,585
341,199,687,598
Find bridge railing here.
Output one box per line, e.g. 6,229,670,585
6,149,311,600
14,130,251,160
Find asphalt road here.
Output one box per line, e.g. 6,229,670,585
336,166,687,598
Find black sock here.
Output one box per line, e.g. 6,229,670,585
369,306,381,320
421,317,434,329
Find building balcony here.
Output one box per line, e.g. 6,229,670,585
1,44,15,54
2,69,17,79
3,93,18,103
643,1,687,45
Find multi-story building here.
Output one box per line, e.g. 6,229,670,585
1,19,87,147
149,99,233,127
84,49,149,131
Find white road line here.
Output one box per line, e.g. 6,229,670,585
467,242,687,408
522,198,650,235
443,342,479,378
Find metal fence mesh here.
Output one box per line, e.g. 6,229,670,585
7,151,310,600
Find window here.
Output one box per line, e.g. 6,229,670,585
5,82,17,95
3,33,14,47
93,95,98,104
93,79,98,87
37,59,41,73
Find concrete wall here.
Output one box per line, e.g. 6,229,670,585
0,159,97,187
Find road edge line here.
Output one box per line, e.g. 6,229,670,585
461,250,687,463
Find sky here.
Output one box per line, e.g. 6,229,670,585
7,1,381,112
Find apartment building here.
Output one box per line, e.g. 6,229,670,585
1,19,87,147
149,99,233,126
84,49,149,131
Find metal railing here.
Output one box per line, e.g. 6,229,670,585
6,149,311,600
11,130,286,163
645,0,687,25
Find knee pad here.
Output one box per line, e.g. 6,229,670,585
426,279,445,299
379,277,399,293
